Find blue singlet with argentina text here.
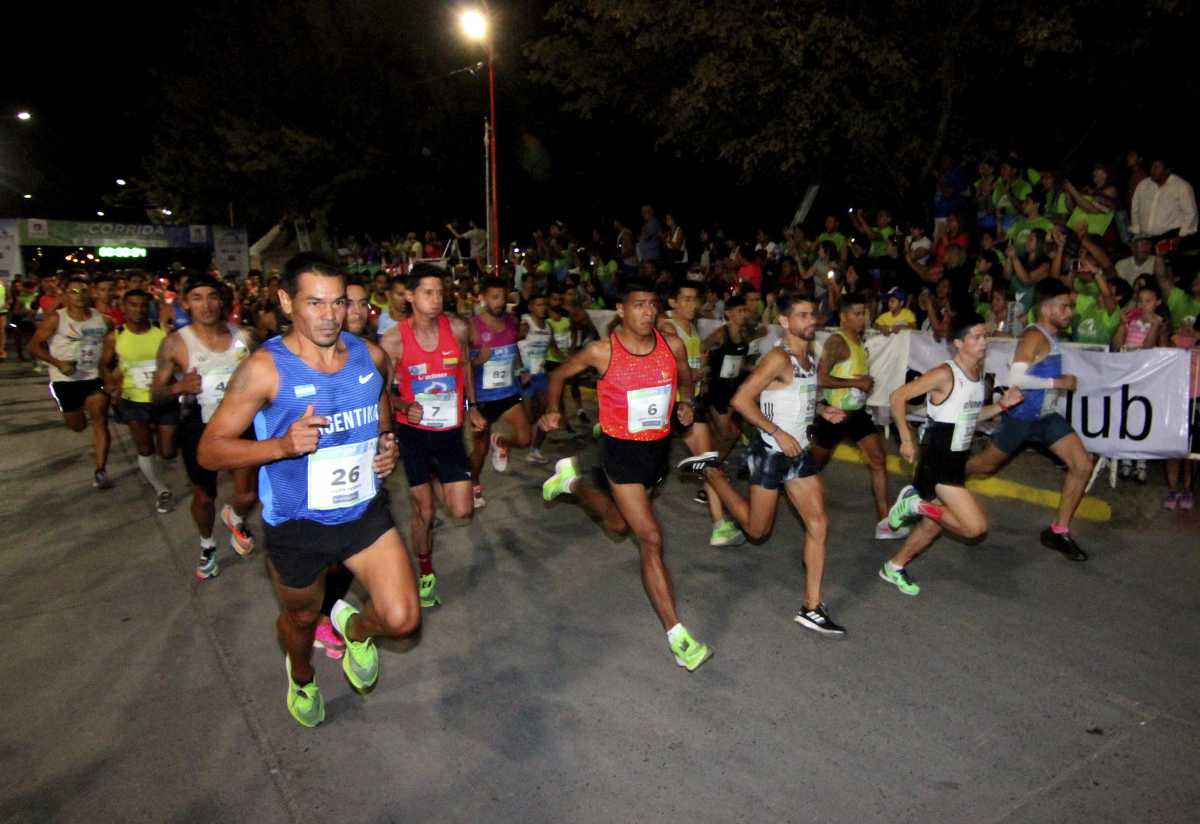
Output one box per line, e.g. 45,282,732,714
255,333,383,526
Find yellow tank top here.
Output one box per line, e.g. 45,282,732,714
666,318,703,399
825,329,869,410
116,325,167,403
546,314,572,363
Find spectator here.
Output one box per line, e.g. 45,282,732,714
906,224,932,268
1130,157,1198,246
932,155,969,235
1063,163,1119,238
1114,282,1169,351
1037,169,1072,222
663,212,688,270
614,217,637,276
1004,193,1054,250
637,204,664,263
816,215,849,264
992,155,1033,230
973,157,999,231
874,287,916,334
1115,236,1156,285
732,244,763,291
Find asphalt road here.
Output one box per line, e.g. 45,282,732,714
1,362,1197,824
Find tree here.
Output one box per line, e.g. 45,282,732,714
528,0,1193,214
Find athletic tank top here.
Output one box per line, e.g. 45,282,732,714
546,314,572,363
665,317,704,399
116,325,167,404
395,314,464,431
471,314,520,401
376,307,404,340
254,333,383,526
1008,324,1062,421
825,329,870,410
598,330,677,442
179,324,253,422
709,326,750,390
518,314,552,376
926,360,986,452
759,343,818,451
48,308,107,382
172,301,191,330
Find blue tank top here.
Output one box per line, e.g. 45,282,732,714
1008,324,1062,421
173,301,191,329
471,314,521,402
254,333,384,526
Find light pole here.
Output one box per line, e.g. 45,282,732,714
461,6,501,276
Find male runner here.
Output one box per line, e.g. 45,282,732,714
198,253,416,727
658,281,744,547
879,314,1024,595
374,274,407,340
344,276,374,338
963,279,1093,561
545,285,589,427
99,288,178,512
380,263,486,608
679,295,848,634
151,274,258,579
468,277,533,493
28,272,115,488
540,279,714,671
810,292,907,539
700,294,752,457
519,292,554,464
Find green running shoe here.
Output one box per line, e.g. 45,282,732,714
709,518,746,547
542,457,579,501
669,626,714,672
285,655,324,728
419,573,441,608
888,484,922,530
878,562,920,596
330,599,379,691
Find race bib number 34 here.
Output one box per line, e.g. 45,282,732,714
307,439,378,511
627,383,672,434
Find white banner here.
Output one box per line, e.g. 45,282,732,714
212,227,249,277
583,312,1192,459
0,219,22,280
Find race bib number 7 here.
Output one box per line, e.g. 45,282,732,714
307,439,378,511
627,383,672,434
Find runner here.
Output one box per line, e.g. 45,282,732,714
99,288,179,512
700,295,752,459
197,253,416,728
677,294,848,634
878,314,1024,595
519,292,554,464
658,281,744,547
343,276,374,338
963,279,1093,561
27,272,115,488
809,292,908,539
545,285,586,429
380,263,486,609
151,274,258,580
468,277,533,494
540,279,714,671
374,274,408,340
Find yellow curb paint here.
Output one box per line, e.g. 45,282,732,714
830,444,1112,522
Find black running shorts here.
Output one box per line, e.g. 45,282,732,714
746,440,820,491
811,408,878,449
594,433,671,489
115,398,181,426
49,379,104,414
913,423,968,500
265,490,395,589
395,424,472,487
477,393,522,425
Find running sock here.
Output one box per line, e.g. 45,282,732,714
417,552,434,576
136,454,169,495
666,623,685,645
225,507,245,528
916,501,944,521
565,476,579,495
885,560,905,572
1050,522,1070,535
200,536,216,558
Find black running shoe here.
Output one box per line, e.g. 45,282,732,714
676,451,720,475
693,489,708,504
1040,528,1088,562
794,603,846,636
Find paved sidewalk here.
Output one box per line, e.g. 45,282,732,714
1,361,1197,824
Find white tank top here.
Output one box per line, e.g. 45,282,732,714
179,324,253,422
927,359,985,452
518,314,553,376
759,343,818,451
48,308,108,382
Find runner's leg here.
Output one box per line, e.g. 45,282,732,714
964,444,1011,478
702,466,778,540
268,561,325,685
1048,433,1093,529
888,485,987,567
157,424,178,460
783,476,830,609
469,421,492,481
608,481,677,630
857,432,889,520
340,528,421,641
682,422,726,523
230,466,258,520
84,391,110,471
496,399,533,449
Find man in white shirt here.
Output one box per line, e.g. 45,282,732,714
1130,159,1198,240
1114,236,1156,285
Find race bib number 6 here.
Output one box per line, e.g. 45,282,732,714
627,383,672,434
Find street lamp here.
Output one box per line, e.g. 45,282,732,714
22,193,32,200
96,211,105,217
460,5,501,276
161,208,173,216
16,111,31,121
115,178,126,186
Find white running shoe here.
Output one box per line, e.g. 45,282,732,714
526,448,549,465
490,433,509,472
875,518,910,540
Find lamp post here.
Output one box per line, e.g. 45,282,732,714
461,7,501,276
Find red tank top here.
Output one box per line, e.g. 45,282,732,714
395,314,464,431
598,329,677,441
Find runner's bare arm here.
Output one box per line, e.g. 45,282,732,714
889,365,952,457
981,385,1023,422
198,351,291,470
365,340,398,478
451,314,486,430
729,348,788,433
99,330,120,394
700,325,726,352
150,334,198,403
1010,328,1074,390
816,334,867,391
26,311,60,367
666,334,694,402
542,340,609,430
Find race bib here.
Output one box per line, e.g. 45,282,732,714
1040,388,1060,417
198,366,236,422
687,355,703,370
76,340,102,371
416,391,460,428
719,355,744,379
307,439,377,511
844,387,867,411
525,350,546,375
482,358,514,390
129,359,157,390
627,383,672,434
553,330,573,352
951,407,980,452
